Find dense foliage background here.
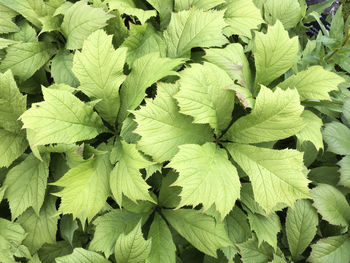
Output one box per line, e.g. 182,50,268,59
0,0,350,262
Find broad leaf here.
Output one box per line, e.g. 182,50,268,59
224,86,305,144
323,122,350,155
278,66,344,101
168,142,240,218
175,62,235,134
51,51,79,87
264,0,302,29
0,129,28,168
254,20,299,86
237,238,274,263
38,241,73,263
158,171,181,208
296,110,323,150
163,209,232,258
56,248,111,263
226,143,310,213
164,8,227,58
0,3,19,34
73,29,127,125
133,82,213,162
20,88,106,146
174,0,225,11
338,156,350,188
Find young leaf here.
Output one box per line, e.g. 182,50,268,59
51,151,112,223
308,235,350,263
278,66,344,101
115,221,152,263
310,184,350,226
168,142,240,218
224,0,263,38
61,1,113,49
164,8,227,58
51,51,79,87
286,199,318,260
175,62,235,134
163,209,232,258
73,29,127,125
133,82,213,162
296,110,324,150
224,86,305,144
20,88,106,146
147,213,176,263
254,20,299,86
3,153,50,219
56,248,111,263
264,0,302,29
226,143,310,213
338,156,350,188
323,122,350,155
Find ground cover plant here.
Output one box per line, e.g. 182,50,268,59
0,0,350,262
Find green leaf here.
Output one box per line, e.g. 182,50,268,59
73,29,127,125
3,153,49,219
29,254,42,263
38,15,62,34
175,62,235,134
0,3,19,34
147,213,176,263
339,156,350,188
0,42,56,82
278,66,344,101
254,20,299,86
145,0,172,29
247,212,281,250
17,196,58,253
308,235,350,263
118,53,185,123
38,241,73,263
226,143,310,213
51,151,112,223
110,140,154,206
90,209,146,258
133,82,213,162
158,171,181,208
163,209,232,258
51,51,79,87
59,215,78,246
286,199,318,260
174,0,225,11
115,221,152,263
237,238,274,263
0,38,18,50
323,122,350,155
223,0,263,38
8,21,37,42
224,86,305,144
310,184,350,226
0,129,28,168
164,8,227,58
20,88,106,146
296,110,324,150
61,1,113,50
264,0,302,29
56,248,111,263
168,142,240,218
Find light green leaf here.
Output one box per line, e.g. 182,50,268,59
158,171,181,208
310,184,350,226
164,8,227,58
90,209,145,258
51,151,112,223
17,196,58,253
278,66,344,101
61,1,113,49
254,20,299,86
147,213,176,263
73,29,127,125
51,51,79,87
226,143,310,213
163,209,232,258
296,110,323,150
0,38,18,50
339,156,350,188
323,122,350,155
286,199,318,260
20,88,106,146
118,53,185,123
168,143,240,218
0,42,56,82
29,254,42,263
224,86,305,144
237,238,274,263
204,43,253,91
56,248,111,263
115,221,151,263
174,0,225,11
248,212,281,250
343,97,350,123
264,0,302,29
110,140,154,206
3,153,49,219
133,82,213,162
0,129,28,168
8,21,37,42
308,235,350,263
175,62,235,134
145,0,172,28
108,0,157,24
38,15,62,34
224,0,263,38
0,3,19,34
